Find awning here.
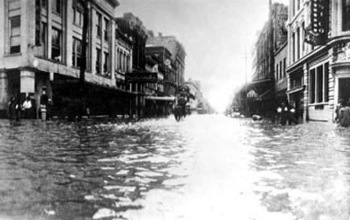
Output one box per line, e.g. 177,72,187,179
145,96,175,101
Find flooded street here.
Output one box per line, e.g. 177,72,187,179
1,114,350,220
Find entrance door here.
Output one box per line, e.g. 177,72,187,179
339,78,350,104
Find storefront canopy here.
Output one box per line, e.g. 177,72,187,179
145,96,175,101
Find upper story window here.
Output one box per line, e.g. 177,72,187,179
343,0,350,31
104,18,109,41
10,16,21,54
52,0,61,14
42,0,47,9
72,37,82,68
73,7,83,27
51,28,61,61
96,12,102,38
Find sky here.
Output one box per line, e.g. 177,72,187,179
117,0,289,112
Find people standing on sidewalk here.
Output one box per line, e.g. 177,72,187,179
22,96,32,119
338,101,350,127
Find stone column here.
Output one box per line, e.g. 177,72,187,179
20,70,35,96
0,71,9,111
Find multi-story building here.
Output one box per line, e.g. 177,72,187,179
116,13,153,118
147,33,186,96
246,2,288,116
144,44,175,116
0,0,131,117
286,0,350,122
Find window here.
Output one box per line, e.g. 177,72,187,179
297,0,300,11
96,12,102,37
72,38,82,68
310,69,315,103
316,65,323,103
41,22,48,57
343,0,350,31
280,61,283,79
283,58,286,77
276,64,279,81
310,63,329,104
104,18,109,41
292,32,295,63
51,28,61,60
42,0,47,8
96,48,101,74
103,52,109,75
10,16,21,54
73,7,83,27
52,0,61,14
297,27,300,60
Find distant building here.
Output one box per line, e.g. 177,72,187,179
147,33,186,96
246,2,288,117
116,13,150,118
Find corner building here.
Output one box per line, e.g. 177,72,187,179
287,0,350,122
0,0,139,118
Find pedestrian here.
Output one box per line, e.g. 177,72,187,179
335,99,343,123
14,94,21,121
8,96,16,120
22,96,32,119
288,102,298,125
40,88,49,120
278,102,289,125
338,100,350,127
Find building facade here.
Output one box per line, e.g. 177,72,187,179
0,0,133,118
246,2,288,117
147,33,186,96
286,0,350,122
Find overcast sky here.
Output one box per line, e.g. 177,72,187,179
117,0,289,112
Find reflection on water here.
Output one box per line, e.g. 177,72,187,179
0,115,350,219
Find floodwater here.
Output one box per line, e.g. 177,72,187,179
0,114,350,220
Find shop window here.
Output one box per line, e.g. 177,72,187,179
51,28,61,61
309,63,329,104
96,48,101,74
72,37,82,68
310,69,315,103
103,52,109,76
9,16,21,54
316,65,323,103
343,0,350,31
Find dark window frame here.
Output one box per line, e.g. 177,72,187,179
10,15,21,54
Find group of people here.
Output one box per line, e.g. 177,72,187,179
276,102,298,126
335,99,350,127
7,89,51,121
8,95,34,121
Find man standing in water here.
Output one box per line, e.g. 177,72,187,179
338,101,350,127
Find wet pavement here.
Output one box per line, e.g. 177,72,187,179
0,114,350,220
